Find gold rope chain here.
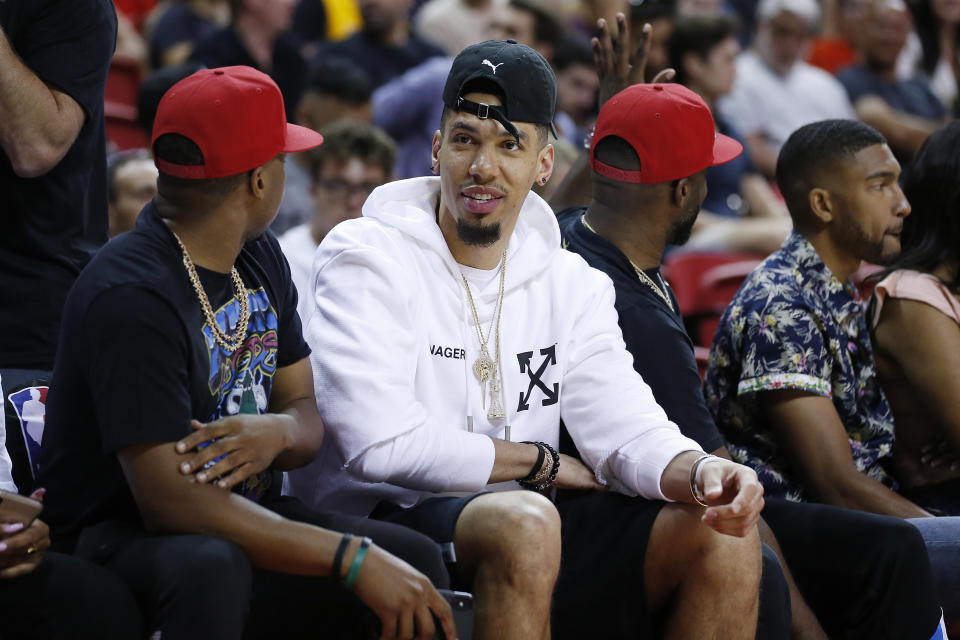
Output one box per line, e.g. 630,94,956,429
171,231,251,353
460,250,507,367
461,249,508,374
580,215,675,313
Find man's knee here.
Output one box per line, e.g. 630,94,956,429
707,522,762,584
454,491,561,580
650,504,762,589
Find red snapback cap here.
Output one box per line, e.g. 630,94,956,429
590,83,742,184
152,66,324,179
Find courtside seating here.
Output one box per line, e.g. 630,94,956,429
663,251,764,352
105,57,142,109
105,101,150,150
104,57,149,150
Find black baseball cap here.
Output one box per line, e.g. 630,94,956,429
442,39,559,141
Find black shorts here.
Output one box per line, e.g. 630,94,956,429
373,494,486,546
375,490,664,640
554,491,664,640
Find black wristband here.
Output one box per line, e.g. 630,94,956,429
519,441,546,484
519,441,560,491
333,533,354,580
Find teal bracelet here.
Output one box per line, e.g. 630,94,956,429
343,536,372,590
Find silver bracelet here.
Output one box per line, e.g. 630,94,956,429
689,454,722,507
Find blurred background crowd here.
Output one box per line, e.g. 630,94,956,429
101,0,960,270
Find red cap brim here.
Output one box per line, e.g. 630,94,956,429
282,123,324,153
712,132,743,166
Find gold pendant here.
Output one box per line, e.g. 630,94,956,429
473,353,493,383
487,376,505,420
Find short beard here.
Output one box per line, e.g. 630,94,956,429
667,204,700,246
837,211,898,265
456,217,502,246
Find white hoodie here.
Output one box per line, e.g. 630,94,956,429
285,177,702,516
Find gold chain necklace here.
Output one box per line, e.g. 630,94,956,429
580,214,675,313
460,250,507,421
172,231,251,353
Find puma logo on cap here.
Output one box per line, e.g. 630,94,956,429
482,59,504,74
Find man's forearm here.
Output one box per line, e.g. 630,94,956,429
488,438,541,483
161,483,344,575
272,397,325,470
741,174,789,219
123,443,344,575
745,134,778,180
0,26,84,177
659,450,706,503
853,97,937,156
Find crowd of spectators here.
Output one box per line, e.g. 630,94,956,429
2,0,960,637
102,0,960,229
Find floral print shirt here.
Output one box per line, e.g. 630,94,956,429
704,231,896,501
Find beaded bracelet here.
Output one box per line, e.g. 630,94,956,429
344,536,372,590
519,441,550,488
519,441,560,491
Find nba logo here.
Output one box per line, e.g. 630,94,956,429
8,386,47,480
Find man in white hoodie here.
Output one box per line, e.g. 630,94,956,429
291,37,766,640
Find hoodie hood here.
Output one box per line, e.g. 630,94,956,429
361,176,562,290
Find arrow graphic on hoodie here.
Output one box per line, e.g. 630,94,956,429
517,345,560,411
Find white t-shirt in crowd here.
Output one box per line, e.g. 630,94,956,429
278,223,319,326
719,50,855,157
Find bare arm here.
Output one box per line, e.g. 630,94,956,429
128,441,347,573
740,174,789,219
122,442,457,639
488,438,541,483
0,26,86,178
743,132,779,181
873,296,960,454
761,389,931,518
267,357,325,468
853,96,943,158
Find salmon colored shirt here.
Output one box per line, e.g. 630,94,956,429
872,270,960,328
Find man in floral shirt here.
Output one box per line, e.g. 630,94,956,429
706,228,897,501
706,119,909,505
705,119,960,625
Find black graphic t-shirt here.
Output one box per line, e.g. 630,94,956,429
38,202,310,544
